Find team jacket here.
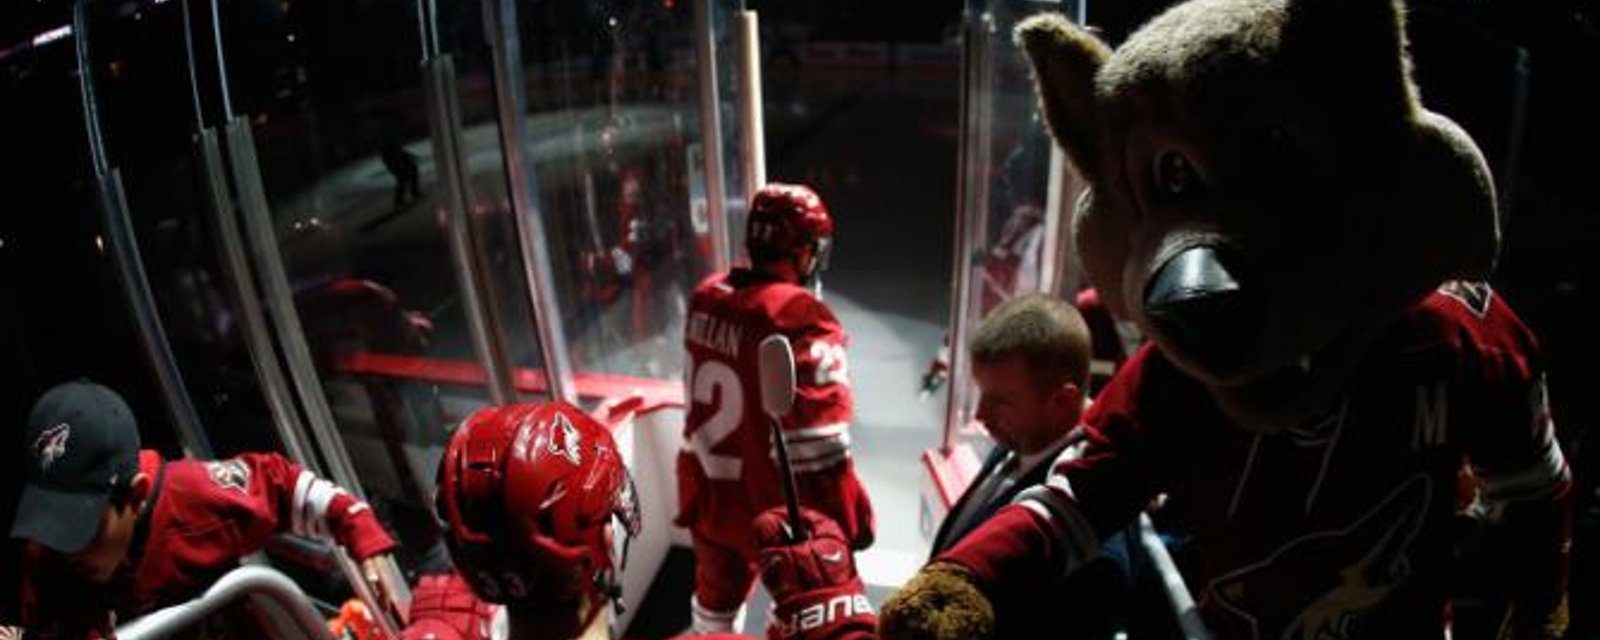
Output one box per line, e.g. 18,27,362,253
16,450,397,639
944,284,1572,639
677,269,875,557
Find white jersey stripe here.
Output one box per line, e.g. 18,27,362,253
290,471,313,538
787,422,848,441
291,470,349,539
777,432,850,461
1014,478,1098,575
790,451,851,473
1476,435,1570,503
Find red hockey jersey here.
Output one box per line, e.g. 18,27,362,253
16,450,397,639
945,284,1571,638
677,269,874,557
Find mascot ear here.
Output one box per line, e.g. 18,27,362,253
1285,0,1419,125
1015,14,1109,177
1292,0,1499,290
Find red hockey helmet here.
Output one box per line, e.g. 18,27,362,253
746,183,834,276
435,402,640,638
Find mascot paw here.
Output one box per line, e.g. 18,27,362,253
1498,594,1569,640
878,562,994,640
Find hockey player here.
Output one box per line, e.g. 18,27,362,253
6,380,399,639
678,183,875,633
431,402,637,640
426,401,883,640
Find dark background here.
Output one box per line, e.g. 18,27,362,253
4,0,1598,632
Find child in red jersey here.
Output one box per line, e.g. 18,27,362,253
7,381,397,639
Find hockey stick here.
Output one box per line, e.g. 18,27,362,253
758,334,806,541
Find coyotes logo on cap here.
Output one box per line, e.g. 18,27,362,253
206,459,252,493
34,423,70,472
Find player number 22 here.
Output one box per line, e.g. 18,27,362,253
810,341,850,386
690,360,744,480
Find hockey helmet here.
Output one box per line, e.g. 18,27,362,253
746,183,834,276
436,402,640,638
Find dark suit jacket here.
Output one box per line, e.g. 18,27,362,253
929,441,1064,558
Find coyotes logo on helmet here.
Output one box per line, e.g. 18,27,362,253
1207,475,1431,640
34,423,70,472
1438,280,1493,318
206,459,253,493
548,412,583,466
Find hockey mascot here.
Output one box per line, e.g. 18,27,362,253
879,0,1573,638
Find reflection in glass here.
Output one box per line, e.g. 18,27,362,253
944,0,1085,450
511,0,741,380
211,0,521,582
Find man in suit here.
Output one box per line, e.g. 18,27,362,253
931,293,1091,554
929,293,1129,639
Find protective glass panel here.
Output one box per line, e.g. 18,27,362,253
62,0,298,462
948,0,1086,449
971,0,1083,335
0,6,204,535
710,0,750,266
209,0,531,579
510,0,739,380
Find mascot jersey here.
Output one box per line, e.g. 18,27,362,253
949,284,1570,639
678,268,875,557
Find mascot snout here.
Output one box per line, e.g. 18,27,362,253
1144,244,1262,380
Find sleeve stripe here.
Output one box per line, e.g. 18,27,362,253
1036,472,1099,561
787,422,848,441
292,470,348,539
291,471,313,538
1013,480,1098,575
777,432,850,461
1475,434,1571,502
790,451,850,473
1019,500,1055,522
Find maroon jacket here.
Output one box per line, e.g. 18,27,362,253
17,450,396,639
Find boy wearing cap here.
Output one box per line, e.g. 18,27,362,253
5,381,398,639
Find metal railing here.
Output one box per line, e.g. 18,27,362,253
116,566,334,640
1136,513,1213,640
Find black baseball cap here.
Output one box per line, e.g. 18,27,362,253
10,380,142,553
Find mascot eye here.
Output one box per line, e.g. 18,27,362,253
1266,126,1291,148
1155,151,1197,197
1262,125,1302,165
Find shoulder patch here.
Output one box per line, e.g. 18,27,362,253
1438,280,1493,318
206,459,252,493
